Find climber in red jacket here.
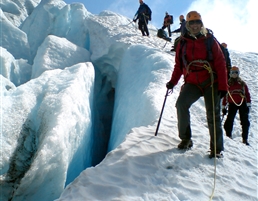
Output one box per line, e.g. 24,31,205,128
222,66,251,145
166,11,228,158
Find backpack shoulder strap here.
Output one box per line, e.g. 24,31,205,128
179,37,187,68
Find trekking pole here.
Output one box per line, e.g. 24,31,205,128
143,13,149,33
143,13,148,26
154,88,171,136
125,20,134,26
162,41,168,49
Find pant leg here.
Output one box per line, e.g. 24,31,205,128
143,20,149,36
138,21,145,36
224,104,238,137
176,84,202,140
168,25,171,37
239,102,250,140
203,84,224,151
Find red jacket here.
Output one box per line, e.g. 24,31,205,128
222,78,251,106
169,33,228,92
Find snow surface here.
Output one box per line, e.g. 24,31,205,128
0,0,258,201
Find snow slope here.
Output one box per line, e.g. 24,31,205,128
0,0,257,201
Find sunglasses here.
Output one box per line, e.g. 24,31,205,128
189,20,202,25
230,71,239,75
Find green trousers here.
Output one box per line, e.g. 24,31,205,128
175,83,224,151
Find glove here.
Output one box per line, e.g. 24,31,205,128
222,108,227,115
218,90,227,99
133,19,137,22
166,82,174,89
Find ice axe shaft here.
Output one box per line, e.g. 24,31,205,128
155,89,170,136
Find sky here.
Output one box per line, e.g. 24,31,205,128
63,0,258,53
63,0,194,27
1,0,258,201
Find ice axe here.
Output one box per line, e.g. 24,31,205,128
154,88,171,136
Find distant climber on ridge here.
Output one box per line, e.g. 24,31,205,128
133,0,152,36
170,15,186,51
171,14,186,35
161,12,173,37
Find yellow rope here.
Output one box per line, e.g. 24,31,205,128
187,60,217,201
209,79,217,201
227,91,244,106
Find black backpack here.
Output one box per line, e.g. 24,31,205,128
157,29,171,42
204,29,232,76
145,4,152,20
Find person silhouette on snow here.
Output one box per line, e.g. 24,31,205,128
166,11,228,158
161,12,173,37
170,15,186,51
133,0,152,36
221,42,232,79
222,66,251,145
171,15,186,34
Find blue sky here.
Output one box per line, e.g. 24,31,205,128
63,0,194,29
63,0,257,53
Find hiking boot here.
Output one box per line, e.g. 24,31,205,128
209,150,223,159
243,139,250,146
178,139,193,150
